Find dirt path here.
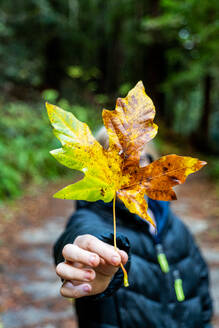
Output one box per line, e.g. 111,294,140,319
0,182,77,328
0,174,218,327
171,172,219,326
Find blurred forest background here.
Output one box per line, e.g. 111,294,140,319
1,1,219,327
0,0,219,201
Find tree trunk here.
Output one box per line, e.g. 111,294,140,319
200,74,212,142
143,0,166,117
106,12,123,94
96,1,108,94
144,42,166,116
192,74,212,152
44,36,63,90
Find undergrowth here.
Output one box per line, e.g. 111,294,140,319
0,90,100,201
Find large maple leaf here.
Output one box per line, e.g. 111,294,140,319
46,81,206,229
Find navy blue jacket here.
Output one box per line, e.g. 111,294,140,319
53,198,213,328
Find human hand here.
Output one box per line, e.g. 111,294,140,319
56,234,128,298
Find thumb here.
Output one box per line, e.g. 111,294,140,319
96,248,129,278
118,250,128,265
96,253,122,277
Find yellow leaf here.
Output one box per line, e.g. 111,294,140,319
46,82,207,228
46,103,116,202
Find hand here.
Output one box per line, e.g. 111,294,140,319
56,234,128,298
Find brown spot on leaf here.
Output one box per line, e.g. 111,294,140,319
100,188,105,196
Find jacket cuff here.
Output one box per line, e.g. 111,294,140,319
84,232,131,301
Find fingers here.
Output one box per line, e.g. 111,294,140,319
96,248,128,277
56,262,96,282
62,244,100,267
74,235,122,266
58,237,129,300
60,281,92,298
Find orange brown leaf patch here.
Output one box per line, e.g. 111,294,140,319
103,81,158,169
135,155,207,201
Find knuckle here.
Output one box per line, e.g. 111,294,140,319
86,239,93,250
75,234,94,247
62,243,72,257
86,236,96,249
74,235,84,245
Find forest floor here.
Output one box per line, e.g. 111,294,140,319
0,172,219,328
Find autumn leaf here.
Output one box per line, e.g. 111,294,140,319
46,81,206,287
46,81,206,230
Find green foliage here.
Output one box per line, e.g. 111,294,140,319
140,0,219,147
0,97,99,201
119,83,132,97
207,158,219,181
0,101,59,200
94,94,109,106
42,89,59,103
67,66,84,79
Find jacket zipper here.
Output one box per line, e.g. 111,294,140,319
156,244,170,273
173,270,185,302
156,243,185,302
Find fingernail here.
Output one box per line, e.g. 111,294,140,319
64,282,74,289
111,255,120,265
83,284,91,293
84,270,92,280
89,255,98,265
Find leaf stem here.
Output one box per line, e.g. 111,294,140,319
113,193,117,250
113,192,129,287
